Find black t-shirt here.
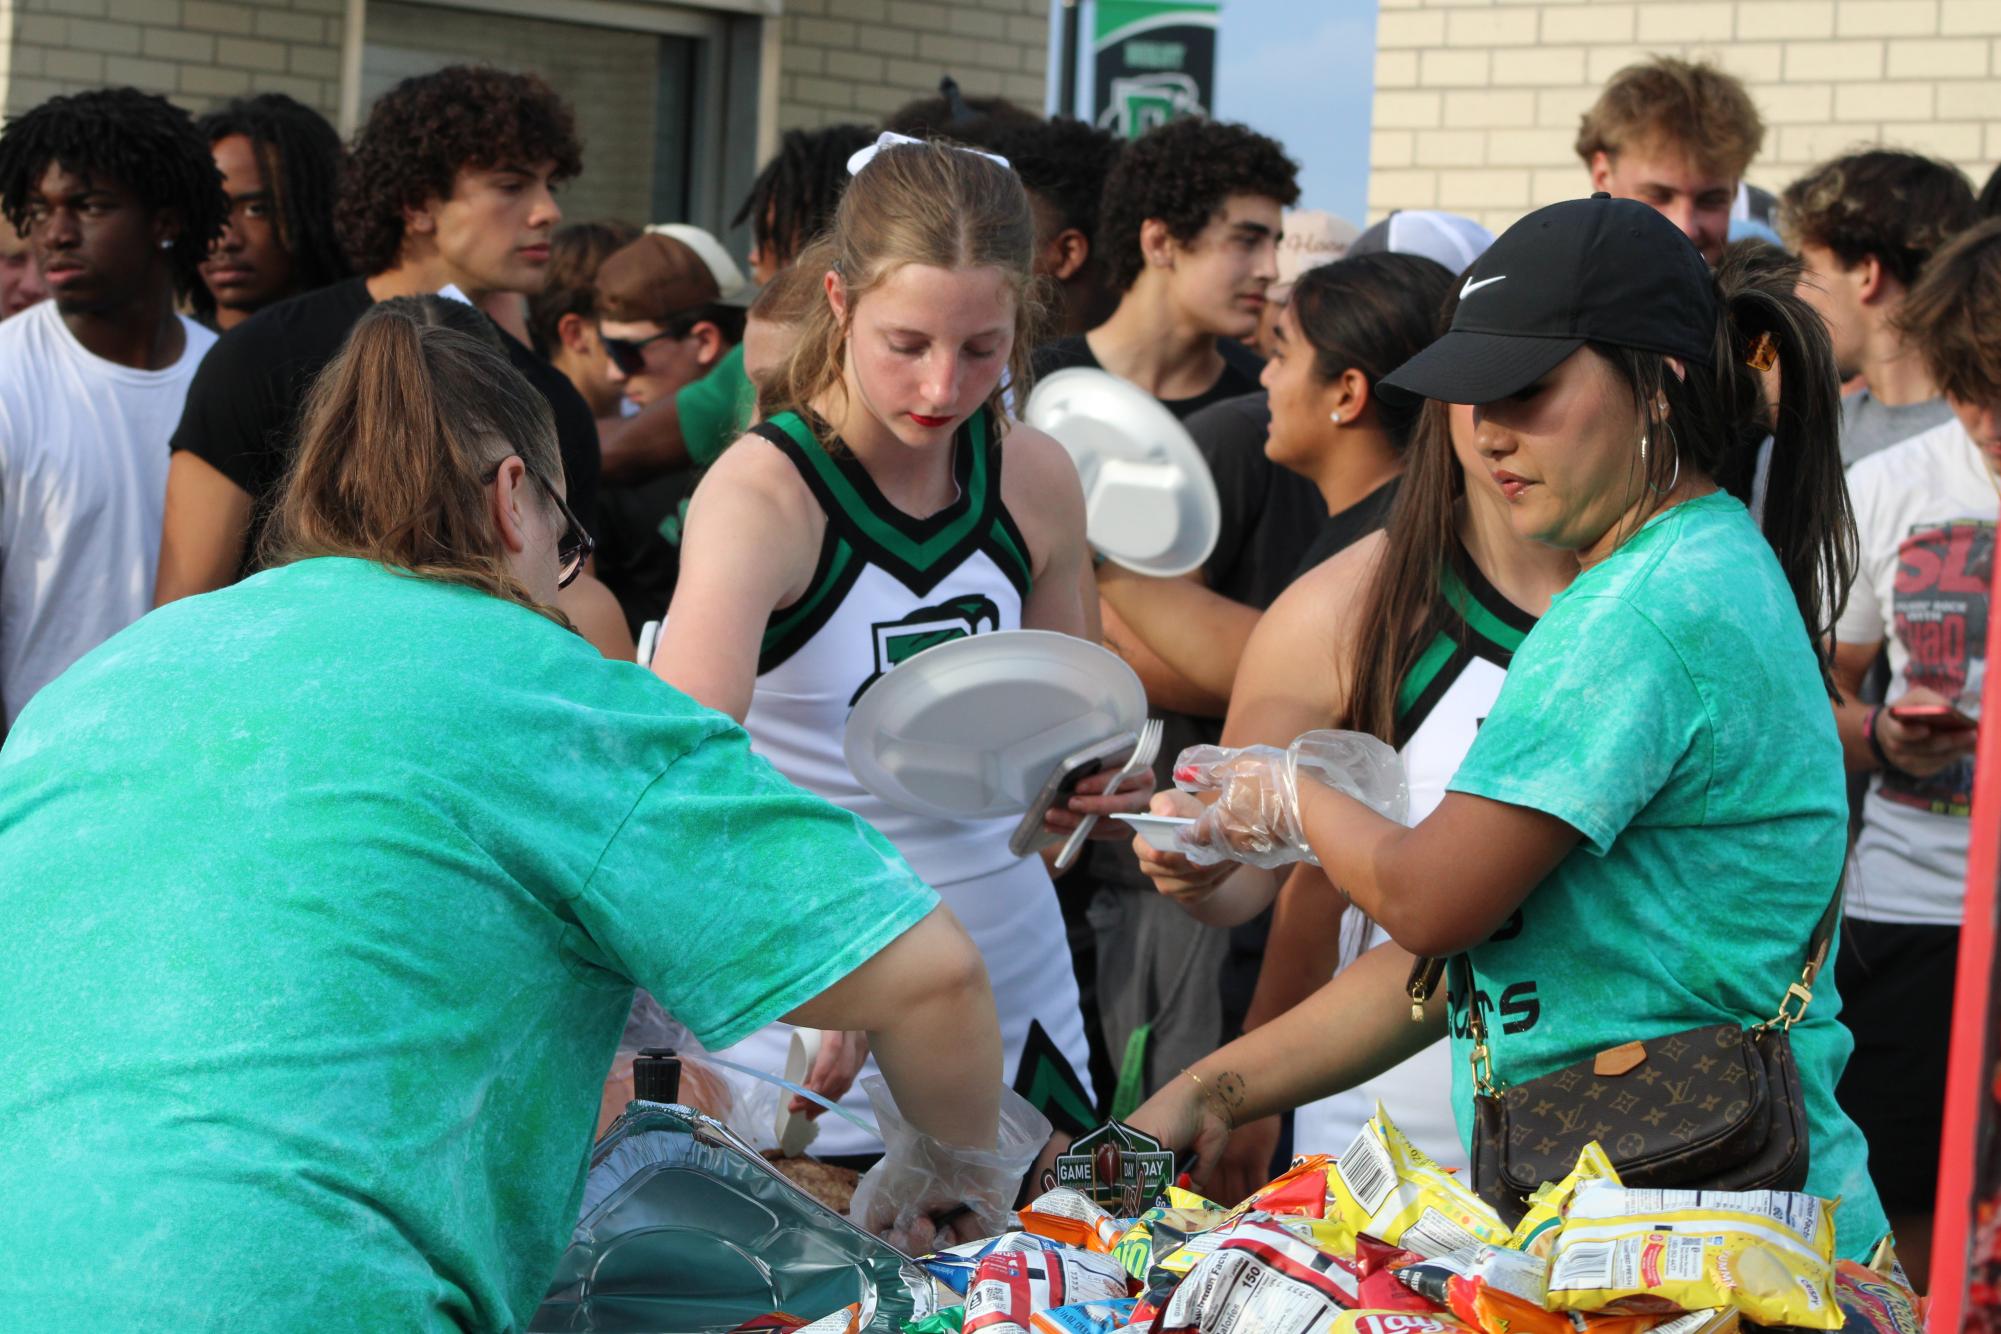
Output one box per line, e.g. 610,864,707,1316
1289,475,1402,584
168,277,602,569
1032,334,1263,421
1189,392,1325,610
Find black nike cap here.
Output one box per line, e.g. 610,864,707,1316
1381,194,1718,405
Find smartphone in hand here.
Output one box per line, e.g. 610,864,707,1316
1887,702,1979,733
1007,731,1138,857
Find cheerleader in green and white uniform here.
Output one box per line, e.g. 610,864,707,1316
653,136,1137,1158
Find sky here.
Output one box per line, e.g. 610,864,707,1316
1050,0,1381,225
1213,0,1380,223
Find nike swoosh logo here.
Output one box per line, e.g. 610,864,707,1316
1461,274,1506,297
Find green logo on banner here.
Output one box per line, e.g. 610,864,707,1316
1092,0,1219,140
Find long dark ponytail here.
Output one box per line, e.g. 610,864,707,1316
1343,282,1468,746
1592,242,1855,694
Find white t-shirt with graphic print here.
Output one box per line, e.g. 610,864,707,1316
1836,416,1997,925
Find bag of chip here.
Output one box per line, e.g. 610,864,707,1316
1832,1260,1923,1334
963,1248,1132,1334
796,1298,873,1334
1327,1106,1512,1258
1026,1299,1140,1334
1155,1210,1362,1278
1022,1189,1127,1254
903,1308,967,1334
1155,1225,1366,1333
922,1233,1071,1297
1508,1143,1622,1259
1113,1203,1233,1282
1323,1313,1476,1334
1545,1184,1839,1328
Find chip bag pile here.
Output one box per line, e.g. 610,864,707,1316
888,1103,1921,1334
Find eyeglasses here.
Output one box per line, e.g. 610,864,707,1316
534,470,594,590
484,459,594,591
599,325,676,377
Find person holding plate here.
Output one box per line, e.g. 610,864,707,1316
1130,195,1890,1260
652,135,1143,1165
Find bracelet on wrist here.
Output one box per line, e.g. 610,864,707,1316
1864,705,1914,780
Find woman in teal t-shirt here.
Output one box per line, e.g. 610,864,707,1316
0,300,1017,1332
1131,198,1890,1259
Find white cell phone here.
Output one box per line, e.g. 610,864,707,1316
1007,731,1139,857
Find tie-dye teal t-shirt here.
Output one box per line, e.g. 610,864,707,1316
0,557,937,1331
1446,491,1888,1259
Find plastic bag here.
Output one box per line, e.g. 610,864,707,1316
1545,1183,1838,1327
850,1075,1053,1252
1327,1106,1512,1258
1172,730,1409,869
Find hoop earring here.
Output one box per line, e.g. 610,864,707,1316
1646,421,1682,496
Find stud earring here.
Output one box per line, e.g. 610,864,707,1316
160,238,173,250
1330,411,1343,424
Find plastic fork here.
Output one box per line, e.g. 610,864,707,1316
1054,716,1163,872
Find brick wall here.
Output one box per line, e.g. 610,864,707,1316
2,0,344,119
1370,0,2001,232
776,0,1049,130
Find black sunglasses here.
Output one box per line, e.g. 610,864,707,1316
599,326,676,377
484,460,594,590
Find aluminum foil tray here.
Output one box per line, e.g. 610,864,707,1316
528,1101,936,1334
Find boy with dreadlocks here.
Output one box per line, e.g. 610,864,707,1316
196,93,349,330
0,87,226,730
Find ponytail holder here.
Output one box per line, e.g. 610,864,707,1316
846,130,1010,177
1744,330,1778,373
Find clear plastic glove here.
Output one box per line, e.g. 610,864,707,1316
1172,730,1408,869
848,1074,1051,1254
795,1030,869,1118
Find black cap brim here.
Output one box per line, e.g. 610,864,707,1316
1380,331,1584,406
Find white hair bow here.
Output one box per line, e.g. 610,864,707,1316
845,130,1010,177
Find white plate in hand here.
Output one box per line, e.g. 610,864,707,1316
845,629,1147,821
1024,368,1222,577
1113,813,1197,852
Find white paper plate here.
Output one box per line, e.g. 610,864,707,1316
773,1028,822,1159
1113,813,1197,852
1024,368,1223,577
844,629,1147,820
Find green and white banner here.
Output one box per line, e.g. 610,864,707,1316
1091,0,1220,139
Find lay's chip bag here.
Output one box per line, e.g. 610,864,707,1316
1327,1105,1511,1258
1545,1183,1839,1328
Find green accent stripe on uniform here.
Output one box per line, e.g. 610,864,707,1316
761,537,856,656
765,410,990,574
986,516,1032,598
1443,564,1529,652
1396,631,1458,721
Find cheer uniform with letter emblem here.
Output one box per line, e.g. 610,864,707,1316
722,407,1096,1156
1294,554,1535,1168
